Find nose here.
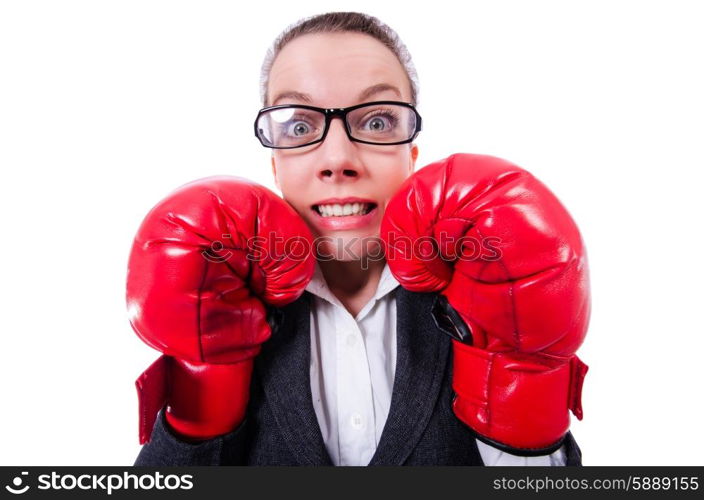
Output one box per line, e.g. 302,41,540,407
316,117,362,181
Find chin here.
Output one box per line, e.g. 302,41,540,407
314,233,384,263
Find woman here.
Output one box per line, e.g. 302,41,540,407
129,12,586,466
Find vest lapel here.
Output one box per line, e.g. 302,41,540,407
255,291,333,465
368,287,450,465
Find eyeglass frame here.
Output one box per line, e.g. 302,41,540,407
253,100,423,149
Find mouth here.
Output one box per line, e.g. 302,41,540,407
308,198,380,231
311,201,377,217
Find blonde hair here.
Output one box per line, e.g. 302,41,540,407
259,11,419,107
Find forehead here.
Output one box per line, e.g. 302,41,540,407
268,32,411,107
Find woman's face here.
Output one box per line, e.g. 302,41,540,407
268,32,419,262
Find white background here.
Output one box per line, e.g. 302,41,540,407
1,0,702,466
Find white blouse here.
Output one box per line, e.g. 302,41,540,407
306,261,566,466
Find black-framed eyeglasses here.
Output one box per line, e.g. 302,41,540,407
254,100,422,149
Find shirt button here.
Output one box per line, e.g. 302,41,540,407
350,413,365,429
346,334,356,347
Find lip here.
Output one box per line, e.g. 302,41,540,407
312,197,376,206
310,197,379,231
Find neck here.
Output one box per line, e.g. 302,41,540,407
318,258,386,318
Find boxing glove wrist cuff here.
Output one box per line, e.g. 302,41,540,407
135,355,254,444
135,355,169,445
451,340,588,454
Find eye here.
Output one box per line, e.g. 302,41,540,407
285,120,312,137
367,116,388,131
360,110,399,133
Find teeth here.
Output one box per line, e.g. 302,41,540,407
316,202,372,217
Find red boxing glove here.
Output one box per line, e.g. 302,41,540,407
127,176,314,444
381,153,590,454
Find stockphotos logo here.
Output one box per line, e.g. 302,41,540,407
3,471,194,495
5,471,29,494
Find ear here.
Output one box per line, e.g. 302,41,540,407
409,143,419,173
271,154,281,191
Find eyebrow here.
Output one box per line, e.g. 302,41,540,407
271,83,402,106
